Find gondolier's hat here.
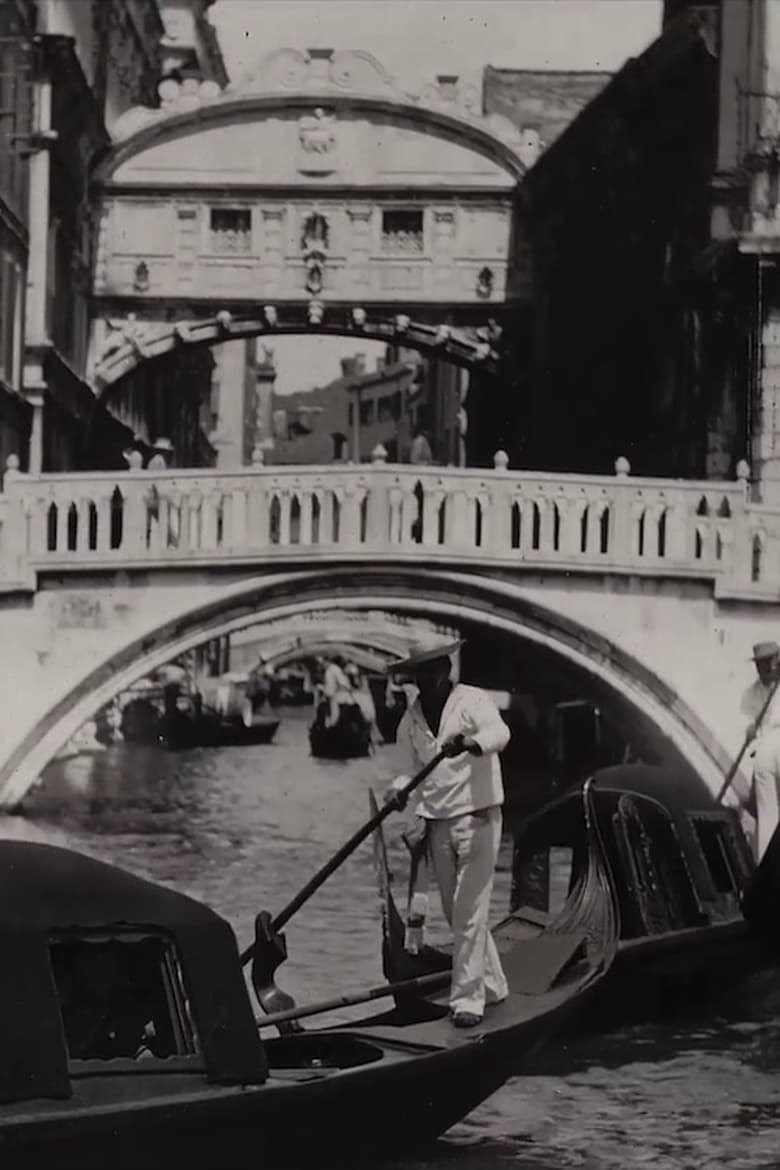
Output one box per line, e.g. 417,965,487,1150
387,638,465,676
750,641,779,661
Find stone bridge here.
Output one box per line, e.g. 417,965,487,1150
0,456,778,809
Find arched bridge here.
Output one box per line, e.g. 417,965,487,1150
0,456,777,809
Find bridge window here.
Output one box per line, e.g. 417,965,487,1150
209,207,251,254
381,210,423,254
49,931,198,1063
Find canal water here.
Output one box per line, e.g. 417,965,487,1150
9,711,780,1170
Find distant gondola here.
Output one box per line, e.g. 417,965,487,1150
160,713,280,751
376,764,779,1032
309,701,372,760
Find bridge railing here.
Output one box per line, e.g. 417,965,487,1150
0,455,762,593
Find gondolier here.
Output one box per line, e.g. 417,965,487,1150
741,641,780,861
385,639,511,1028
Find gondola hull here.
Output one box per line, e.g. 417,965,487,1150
309,703,371,760
2,1009,562,1170
378,765,780,1039
161,717,280,750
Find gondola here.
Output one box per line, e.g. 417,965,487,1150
160,713,280,750
377,764,779,1032
309,701,372,760
0,793,618,1169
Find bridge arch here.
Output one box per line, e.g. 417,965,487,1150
0,567,733,810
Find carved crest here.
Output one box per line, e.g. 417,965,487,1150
298,108,339,174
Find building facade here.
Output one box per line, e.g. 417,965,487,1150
518,0,780,504
0,0,34,479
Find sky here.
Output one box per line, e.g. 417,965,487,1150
208,0,663,394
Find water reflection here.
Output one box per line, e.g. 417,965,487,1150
12,713,780,1169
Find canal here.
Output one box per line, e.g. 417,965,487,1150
8,711,780,1170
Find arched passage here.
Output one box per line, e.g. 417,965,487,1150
0,567,733,810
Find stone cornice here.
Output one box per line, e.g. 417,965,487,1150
94,48,528,181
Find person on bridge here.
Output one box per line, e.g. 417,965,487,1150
385,639,510,1029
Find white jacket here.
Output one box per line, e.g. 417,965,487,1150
393,684,510,820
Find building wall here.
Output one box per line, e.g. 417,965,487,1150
522,12,732,479
0,1,34,475
267,350,422,465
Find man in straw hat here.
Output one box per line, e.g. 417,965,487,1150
385,638,510,1028
742,641,780,861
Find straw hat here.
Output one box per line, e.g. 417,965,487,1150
387,638,465,675
751,641,779,661
152,437,174,453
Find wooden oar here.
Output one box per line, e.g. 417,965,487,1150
256,969,450,1031
245,745,452,1026
716,673,780,804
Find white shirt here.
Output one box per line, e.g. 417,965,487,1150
323,663,351,699
393,683,510,820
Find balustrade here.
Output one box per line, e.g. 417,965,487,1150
0,456,767,597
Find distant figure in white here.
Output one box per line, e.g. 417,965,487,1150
345,663,379,746
322,656,353,727
743,640,780,862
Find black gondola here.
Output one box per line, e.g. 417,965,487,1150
160,713,280,750
377,764,777,1031
309,701,372,759
0,796,618,1169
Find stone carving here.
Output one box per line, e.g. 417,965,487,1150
298,108,338,174
107,48,527,173
476,267,494,299
308,300,324,325
301,211,329,295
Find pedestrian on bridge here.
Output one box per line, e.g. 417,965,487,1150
385,639,510,1029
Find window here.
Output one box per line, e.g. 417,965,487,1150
359,398,375,426
0,252,20,388
613,796,703,936
50,931,198,1063
348,403,354,426
689,814,747,898
381,209,423,254
209,207,252,254
377,395,394,424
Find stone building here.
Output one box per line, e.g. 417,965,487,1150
267,349,421,465
0,0,34,479
516,0,780,504
9,0,227,473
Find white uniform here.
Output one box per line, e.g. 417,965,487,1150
393,684,510,1015
751,687,780,862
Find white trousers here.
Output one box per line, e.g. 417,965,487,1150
427,806,509,1015
753,727,780,863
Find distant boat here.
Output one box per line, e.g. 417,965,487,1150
161,713,280,751
309,701,372,760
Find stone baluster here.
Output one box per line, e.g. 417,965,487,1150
730,461,752,585
445,485,470,550
183,488,200,552
76,497,91,553
201,484,219,551
365,450,390,545
299,490,313,545
246,475,268,548
341,484,364,547
421,487,445,548
122,481,145,554
556,494,580,557
54,494,68,553
585,496,604,556
2,457,27,579
278,490,292,545
609,457,632,565
663,496,687,561
388,483,404,544
96,491,113,555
